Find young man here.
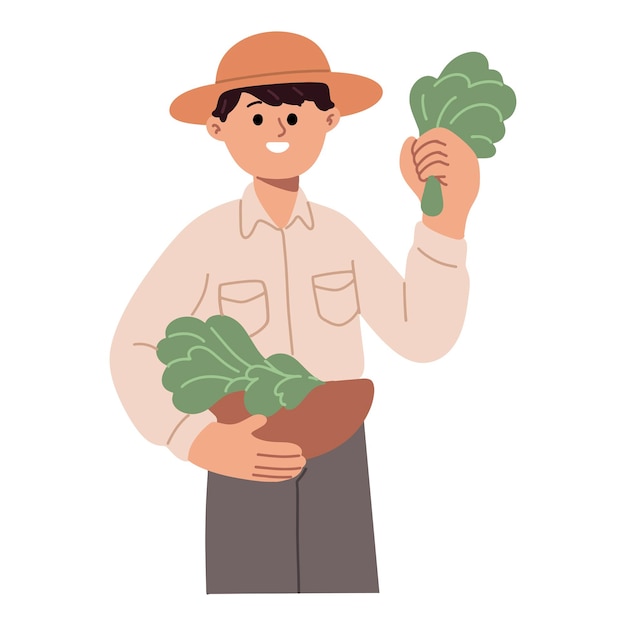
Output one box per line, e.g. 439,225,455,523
110,32,478,593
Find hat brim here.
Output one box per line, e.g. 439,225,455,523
170,71,382,124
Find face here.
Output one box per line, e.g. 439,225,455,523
207,92,340,179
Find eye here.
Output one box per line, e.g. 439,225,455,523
286,113,298,126
252,114,263,126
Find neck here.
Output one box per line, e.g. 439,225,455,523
254,176,299,228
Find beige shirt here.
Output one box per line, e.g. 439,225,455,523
110,184,469,459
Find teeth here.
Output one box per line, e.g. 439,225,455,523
266,142,289,153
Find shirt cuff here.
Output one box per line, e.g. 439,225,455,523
414,221,467,268
167,411,217,461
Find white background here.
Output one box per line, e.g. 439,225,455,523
2,1,624,624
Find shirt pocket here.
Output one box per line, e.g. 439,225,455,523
218,280,269,337
312,269,360,326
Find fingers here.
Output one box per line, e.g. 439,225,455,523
188,418,306,482
412,136,445,158
250,467,305,481
400,135,450,197
251,448,306,481
412,137,450,184
248,419,305,481
400,137,424,198
251,468,304,481
255,455,305,469
254,440,305,479
251,456,306,481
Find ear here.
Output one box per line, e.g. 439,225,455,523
206,117,224,141
325,108,340,132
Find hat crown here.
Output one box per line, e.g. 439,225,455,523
216,32,331,84
170,32,382,124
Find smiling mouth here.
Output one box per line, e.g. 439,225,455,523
266,142,290,153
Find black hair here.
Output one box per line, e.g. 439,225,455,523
212,83,334,122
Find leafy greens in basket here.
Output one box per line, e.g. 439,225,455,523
410,51,517,216
156,315,324,416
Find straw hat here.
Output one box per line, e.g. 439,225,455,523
170,32,382,124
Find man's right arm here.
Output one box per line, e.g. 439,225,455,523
109,217,304,479
109,216,218,458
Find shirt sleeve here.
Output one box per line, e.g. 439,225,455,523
110,215,217,461
352,220,469,362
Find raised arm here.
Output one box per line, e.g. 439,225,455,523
352,127,477,361
352,220,469,363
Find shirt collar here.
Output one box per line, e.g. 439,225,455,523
239,183,315,239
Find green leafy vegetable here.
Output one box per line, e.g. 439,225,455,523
409,52,516,215
156,315,324,416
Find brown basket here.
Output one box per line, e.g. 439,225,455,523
210,379,374,459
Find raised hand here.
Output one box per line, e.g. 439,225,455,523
400,127,480,239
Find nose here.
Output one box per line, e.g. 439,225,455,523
276,117,287,137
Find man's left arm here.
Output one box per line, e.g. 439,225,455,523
351,219,469,362
352,127,478,362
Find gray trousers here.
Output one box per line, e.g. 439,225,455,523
205,426,379,593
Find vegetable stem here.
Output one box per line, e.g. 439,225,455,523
421,176,444,216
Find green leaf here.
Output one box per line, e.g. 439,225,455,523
172,377,231,414
409,51,516,159
438,83,515,128
275,376,324,410
265,353,321,379
449,103,507,156
439,52,497,82
224,377,249,394
244,359,324,413
409,76,437,134
156,316,210,365
162,346,238,392
411,75,468,135
205,315,266,369
156,315,325,415
243,367,284,417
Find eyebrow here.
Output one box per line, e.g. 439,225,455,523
246,100,263,108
